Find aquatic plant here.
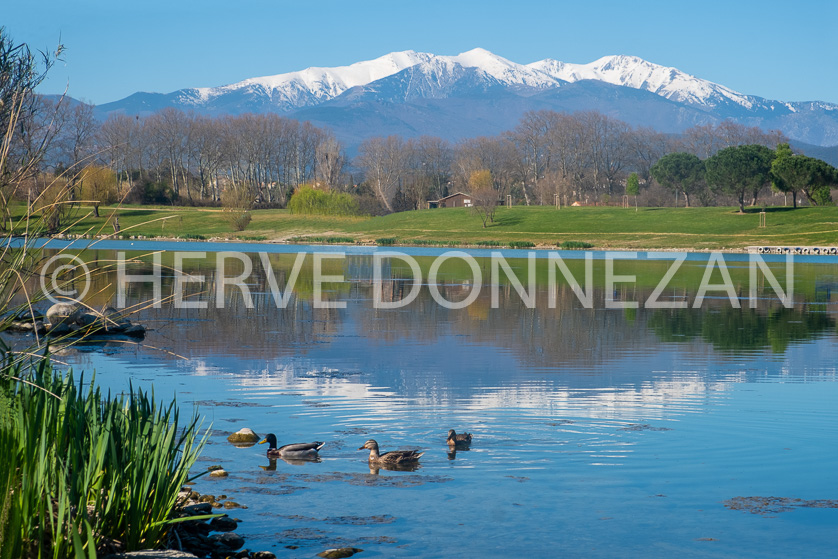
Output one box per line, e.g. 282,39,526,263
0,362,208,557
559,240,594,250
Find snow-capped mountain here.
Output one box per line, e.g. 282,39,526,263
528,54,755,108
96,48,838,147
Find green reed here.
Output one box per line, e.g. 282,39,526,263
0,361,208,558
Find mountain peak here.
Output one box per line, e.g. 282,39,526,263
96,48,838,147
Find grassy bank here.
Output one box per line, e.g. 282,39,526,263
17,203,838,250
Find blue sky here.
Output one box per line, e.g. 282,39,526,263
6,0,837,105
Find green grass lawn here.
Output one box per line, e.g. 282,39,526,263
13,203,838,250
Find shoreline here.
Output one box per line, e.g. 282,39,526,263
22,233,838,257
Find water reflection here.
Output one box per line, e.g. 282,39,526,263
368,463,422,475
260,456,322,468
647,306,835,352
12,249,836,368
8,246,838,557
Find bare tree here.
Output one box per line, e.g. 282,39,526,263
508,110,556,205
358,136,407,213
99,113,141,199
1,29,64,228
144,107,191,200
314,130,346,191
468,169,497,227
454,136,518,203
54,101,97,175
683,121,787,158
627,126,673,186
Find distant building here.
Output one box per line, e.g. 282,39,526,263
427,192,472,209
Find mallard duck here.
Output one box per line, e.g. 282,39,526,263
358,439,423,465
447,429,472,447
258,433,324,460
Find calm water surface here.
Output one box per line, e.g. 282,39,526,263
15,242,838,557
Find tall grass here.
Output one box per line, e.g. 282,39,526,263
0,361,208,558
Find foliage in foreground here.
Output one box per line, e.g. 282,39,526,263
0,363,208,558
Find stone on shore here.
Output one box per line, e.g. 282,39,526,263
182,503,212,515
45,302,78,326
209,515,238,532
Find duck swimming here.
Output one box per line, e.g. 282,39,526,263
258,433,324,460
358,439,423,465
447,429,473,447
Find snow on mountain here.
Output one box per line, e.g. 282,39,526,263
187,50,435,111
173,49,768,113
527,54,755,109
182,48,557,111
449,48,558,89
95,48,838,147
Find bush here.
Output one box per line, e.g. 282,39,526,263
475,240,501,247
134,181,176,205
229,212,252,231
559,240,594,250
508,241,535,249
34,179,75,233
237,235,268,241
355,193,387,216
287,185,361,216
221,185,255,232
376,237,397,246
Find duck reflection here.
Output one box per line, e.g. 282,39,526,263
368,462,422,475
447,445,475,460
259,456,321,471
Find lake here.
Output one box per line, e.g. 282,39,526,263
11,241,838,558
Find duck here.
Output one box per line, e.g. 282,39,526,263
447,429,473,448
258,433,324,460
358,439,423,465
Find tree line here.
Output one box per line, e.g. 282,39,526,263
5,84,837,229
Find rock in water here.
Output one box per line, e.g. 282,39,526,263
182,503,212,516
208,532,245,552
45,302,78,326
227,428,260,444
209,516,238,532
318,548,363,559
